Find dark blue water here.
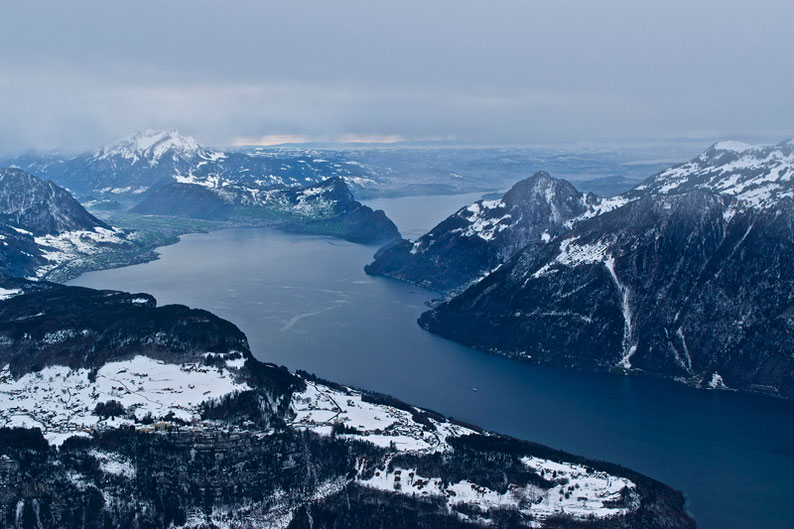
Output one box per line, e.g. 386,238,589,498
71,194,794,529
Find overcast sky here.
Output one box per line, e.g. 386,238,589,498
1,0,793,151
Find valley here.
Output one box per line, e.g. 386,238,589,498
4,136,794,528
69,196,794,529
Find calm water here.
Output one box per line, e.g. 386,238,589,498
71,194,794,529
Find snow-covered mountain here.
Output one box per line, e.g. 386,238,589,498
369,140,794,292
93,128,202,164
366,172,625,291
0,277,693,529
0,168,136,280
628,139,794,207
419,140,794,398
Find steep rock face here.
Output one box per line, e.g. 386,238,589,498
0,169,135,280
0,168,107,235
0,279,693,529
0,226,45,279
366,172,608,291
421,142,794,398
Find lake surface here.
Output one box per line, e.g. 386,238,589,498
71,194,794,529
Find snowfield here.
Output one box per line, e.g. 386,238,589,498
0,355,250,445
360,457,637,526
290,380,474,452
292,380,641,523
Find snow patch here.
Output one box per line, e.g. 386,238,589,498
0,288,21,301
708,372,729,390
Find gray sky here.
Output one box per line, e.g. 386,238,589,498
2,0,792,152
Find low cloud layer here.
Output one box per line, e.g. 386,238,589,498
2,0,792,151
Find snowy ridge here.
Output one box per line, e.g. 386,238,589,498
563,195,629,228
0,354,250,446
632,139,794,208
711,141,755,153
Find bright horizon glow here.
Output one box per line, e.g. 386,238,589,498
230,133,406,147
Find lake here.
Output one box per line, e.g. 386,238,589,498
71,193,794,529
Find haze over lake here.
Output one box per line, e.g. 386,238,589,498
71,194,794,529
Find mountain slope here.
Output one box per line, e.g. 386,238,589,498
365,172,621,291
0,277,693,529
627,139,794,206
134,176,401,244
420,141,794,398
0,168,136,280
131,181,234,220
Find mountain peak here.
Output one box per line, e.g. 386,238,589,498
95,129,202,163
503,170,577,205
0,167,108,234
708,141,755,154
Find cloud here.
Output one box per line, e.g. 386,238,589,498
1,0,792,152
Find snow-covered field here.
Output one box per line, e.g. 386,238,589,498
360,456,637,526
291,380,640,523
0,354,249,445
290,380,473,452
1,358,642,524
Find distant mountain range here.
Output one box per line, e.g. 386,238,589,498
4,129,688,200
6,129,379,198
0,276,693,529
3,130,401,246
368,140,794,398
